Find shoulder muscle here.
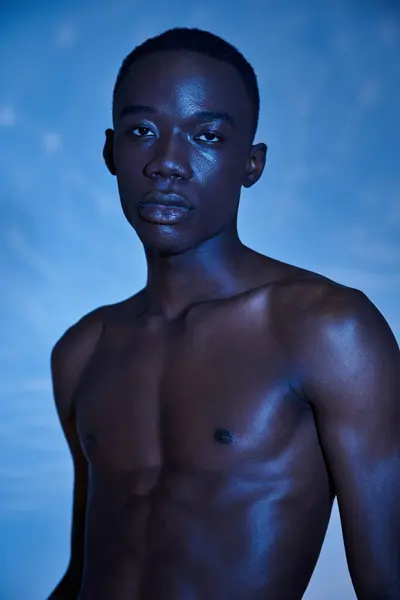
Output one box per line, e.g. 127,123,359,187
51,307,105,422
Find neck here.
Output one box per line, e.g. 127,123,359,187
142,227,257,319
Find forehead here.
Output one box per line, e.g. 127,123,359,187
114,49,252,123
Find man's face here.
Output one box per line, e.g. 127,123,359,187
106,49,266,255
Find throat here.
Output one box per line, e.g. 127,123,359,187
143,245,264,320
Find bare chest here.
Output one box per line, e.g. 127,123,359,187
75,301,313,475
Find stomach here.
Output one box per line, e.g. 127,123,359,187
78,463,333,600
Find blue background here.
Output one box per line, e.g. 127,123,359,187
1,1,399,598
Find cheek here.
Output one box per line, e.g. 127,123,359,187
195,152,246,189
114,139,143,175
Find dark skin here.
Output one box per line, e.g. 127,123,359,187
47,50,400,600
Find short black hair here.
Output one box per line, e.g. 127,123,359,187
112,27,260,139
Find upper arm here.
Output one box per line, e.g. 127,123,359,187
51,307,104,576
294,286,400,598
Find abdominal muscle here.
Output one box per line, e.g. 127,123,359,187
78,462,333,600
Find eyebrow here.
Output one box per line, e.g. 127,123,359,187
118,105,235,127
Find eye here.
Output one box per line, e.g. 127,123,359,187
197,132,223,143
131,126,155,138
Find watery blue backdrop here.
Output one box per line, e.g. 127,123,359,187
1,1,399,598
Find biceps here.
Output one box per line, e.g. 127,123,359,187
318,413,400,560
315,399,398,509
61,416,89,565
68,456,88,576
312,396,399,546
71,456,88,527
331,447,400,595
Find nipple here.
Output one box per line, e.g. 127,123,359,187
214,428,234,445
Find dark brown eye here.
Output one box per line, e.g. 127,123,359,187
131,126,155,138
197,132,222,143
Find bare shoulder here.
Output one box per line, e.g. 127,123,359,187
268,261,399,382
266,258,364,317
273,264,386,331
51,291,144,420
51,306,106,420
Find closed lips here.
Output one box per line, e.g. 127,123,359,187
141,192,192,209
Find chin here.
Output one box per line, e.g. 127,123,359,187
135,224,197,256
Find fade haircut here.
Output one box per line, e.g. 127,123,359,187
112,27,260,139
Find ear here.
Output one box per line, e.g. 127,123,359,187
103,128,116,175
242,143,267,189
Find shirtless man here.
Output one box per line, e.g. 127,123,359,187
47,27,400,600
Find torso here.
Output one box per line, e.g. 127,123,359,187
75,264,336,600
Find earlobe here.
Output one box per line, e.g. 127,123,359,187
242,162,254,189
103,129,116,176
242,143,267,188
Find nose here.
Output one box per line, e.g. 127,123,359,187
144,132,193,181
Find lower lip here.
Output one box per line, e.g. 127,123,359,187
138,203,191,225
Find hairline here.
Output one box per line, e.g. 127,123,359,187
112,48,258,139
